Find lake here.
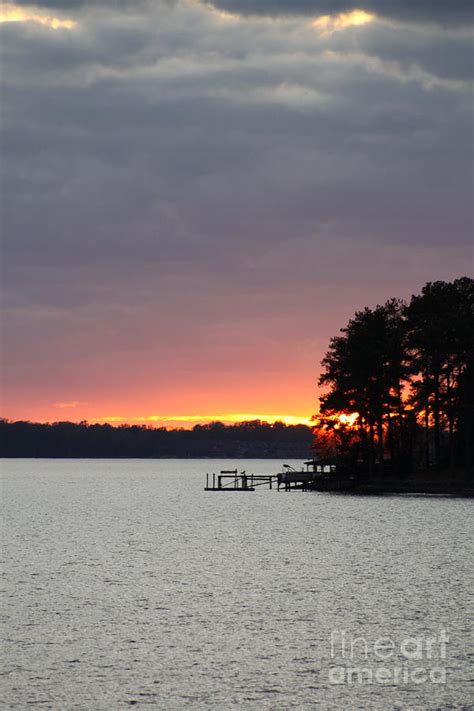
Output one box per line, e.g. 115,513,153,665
1,459,473,709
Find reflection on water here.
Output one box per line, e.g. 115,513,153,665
1,459,473,709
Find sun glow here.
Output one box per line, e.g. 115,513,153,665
0,3,77,29
313,412,360,429
312,9,375,34
337,412,359,427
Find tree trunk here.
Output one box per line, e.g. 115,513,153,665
424,400,430,472
368,420,375,479
433,373,441,470
377,419,384,474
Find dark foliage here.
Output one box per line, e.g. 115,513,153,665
314,277,474,480
0,419,313,459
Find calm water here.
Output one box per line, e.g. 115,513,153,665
1,459,473,710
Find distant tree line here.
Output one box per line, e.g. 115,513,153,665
0,419,313,459
314,277,474,480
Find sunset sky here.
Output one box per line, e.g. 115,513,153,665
1,0,473,428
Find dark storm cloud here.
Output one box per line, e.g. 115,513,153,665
1,0,472,404
2,3,471,271
206,0,473,26
9,0,169,7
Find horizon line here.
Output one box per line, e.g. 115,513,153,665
1,413,315,429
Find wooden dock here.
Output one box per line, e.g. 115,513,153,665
204,461,344,492
205,470,278,492
204,468,318,491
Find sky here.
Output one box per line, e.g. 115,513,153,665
1,0,473,428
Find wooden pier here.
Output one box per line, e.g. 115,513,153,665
205,469,278,492
204,461,341,492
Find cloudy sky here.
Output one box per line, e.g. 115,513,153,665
1,0,473,426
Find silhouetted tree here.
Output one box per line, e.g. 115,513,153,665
317,299,407,476
405,277,474,473
315,278,474,481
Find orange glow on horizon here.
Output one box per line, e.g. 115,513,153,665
3,379,324,430
95,413,314,428
2,409,365,431
1,409,315,429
